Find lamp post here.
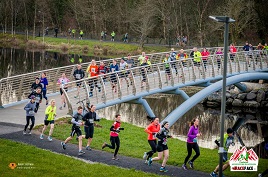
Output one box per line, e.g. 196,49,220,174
209,16,235,177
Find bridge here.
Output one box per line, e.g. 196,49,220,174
0,47,268,126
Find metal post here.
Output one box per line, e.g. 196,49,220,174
218,18,229,177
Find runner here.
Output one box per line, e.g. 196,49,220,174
170,48,178,75
210,128,235,177
138,52,146,65
182,117,202,170
87,60,101,97
102,114,124,160
61,106,86,156
148,121,172,172
73,64,85,98
216,48,223,71
99,61,109,83
82,104,100,150
109,59,119,93
201,48,210,71
111,31,115,41
28,87,42,113
31,77,43,92
40,99,57,141
125,54,134,85
193,47,202,72
40,72,49,105
119,58,129,87
57,73,70,110
163,53,171,82
143,116,160,163
23,95,36,135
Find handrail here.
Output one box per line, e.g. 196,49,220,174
0,47,266,107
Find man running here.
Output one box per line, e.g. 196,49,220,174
61,106,85,156
102,114,124,160
73,64,85,98
23,95,36,135
40,99,57,141
28,87,42,113
170,48,178,75
82,105,100,150
31,77,43,92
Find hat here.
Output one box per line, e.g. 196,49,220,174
36,77,39,80
227,128,233,134
161,121,169,128
30,95,36,99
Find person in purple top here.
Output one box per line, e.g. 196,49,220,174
182,117,202,170
40,72,49,105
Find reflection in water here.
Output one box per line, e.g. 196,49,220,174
98,94,268,158
0,48,105,78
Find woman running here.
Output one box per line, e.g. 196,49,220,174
148,121,172,172
182,117,202,170
143,116,160,163
40,72,49,105
102,114,124,160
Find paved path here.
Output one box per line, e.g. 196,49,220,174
0,122,209,177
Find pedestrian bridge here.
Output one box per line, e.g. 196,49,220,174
0,47,268,126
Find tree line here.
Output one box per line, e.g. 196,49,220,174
0,0,267,47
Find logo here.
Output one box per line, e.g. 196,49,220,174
9,163,17,169
230,146,258,171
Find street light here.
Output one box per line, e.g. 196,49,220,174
209,16,235,177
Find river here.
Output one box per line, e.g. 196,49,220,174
1,48,267,158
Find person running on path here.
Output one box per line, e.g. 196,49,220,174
123,33,128,43
61,106,85,156
102,114,124,160
216,48,223,71
163,53,171,83
28,87,42,113
170,48,178,75
229,43,237,62
73,64,85,98
57,73,69,110
210,128,235,177
140,58,148,88
119,58,129,87
182,117,202,170
143,116,160,163
111,31,115,41
81,104,100,150
148,121,172,172
87,60,101,97
99,61,109,83
23,95,36,135
201,48,210,71
40,72,49,105
40,99,57,141
79,30,83,40
31,77,43,92
193,47,202,72
138,52,146,65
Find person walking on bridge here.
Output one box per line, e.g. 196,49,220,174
147,121,172,172
143,117,160,163
40,99,57,141
23,95,36,135
182,117,202,170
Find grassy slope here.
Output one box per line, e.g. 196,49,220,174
0,139,162,177
37,118,268,177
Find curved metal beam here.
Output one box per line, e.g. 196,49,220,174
162,73,268,127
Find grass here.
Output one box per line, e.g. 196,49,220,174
0,33,168,58
0,138,163,177
35,118,268,177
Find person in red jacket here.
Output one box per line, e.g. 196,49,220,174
201,48,210,71
87,60,101,97
143,116,160,163
101,114,124,160
229,43,237,61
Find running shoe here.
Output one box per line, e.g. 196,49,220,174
188,161,194,168
61,142,66,150
147,158,152,166
47,136,52,141
89,93,93,97
46,100,48,105
182,164,188,170
258,174,262,177
86,146,92,151
23,131,27,135
143,152,147,160
40,134,44,139
28,130,31,135
98,88,101,92
112,156,119,160
160,167,168,172
63,102,66,107
78,150,85,156
210,172,218,177
59,106,63,110
102,142,107,149
144,160,148,164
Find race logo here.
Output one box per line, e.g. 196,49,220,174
230,146,258,171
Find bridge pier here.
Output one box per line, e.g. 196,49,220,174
126,97,155,118
164,88,190,100
234,82,247,92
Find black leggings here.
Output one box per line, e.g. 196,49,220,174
184,142,200,164
146,140,157,160
106,136,120,157
89,78,100,93
24,116,35,131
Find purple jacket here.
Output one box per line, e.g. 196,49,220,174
187,125,199,143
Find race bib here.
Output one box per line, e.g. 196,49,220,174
112,68,115,72
75,74,81,79
29,111,34,114
89,119,94,124
35,97,40,102
91,68,95,72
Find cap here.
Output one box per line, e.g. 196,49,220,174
227,128,233,134
30,95,36,99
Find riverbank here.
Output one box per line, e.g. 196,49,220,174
0,33,169,58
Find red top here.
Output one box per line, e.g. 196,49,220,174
110,121,121,137
145,122,160,140
87,65,99,77
201,51,210,60
230,46,237,53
